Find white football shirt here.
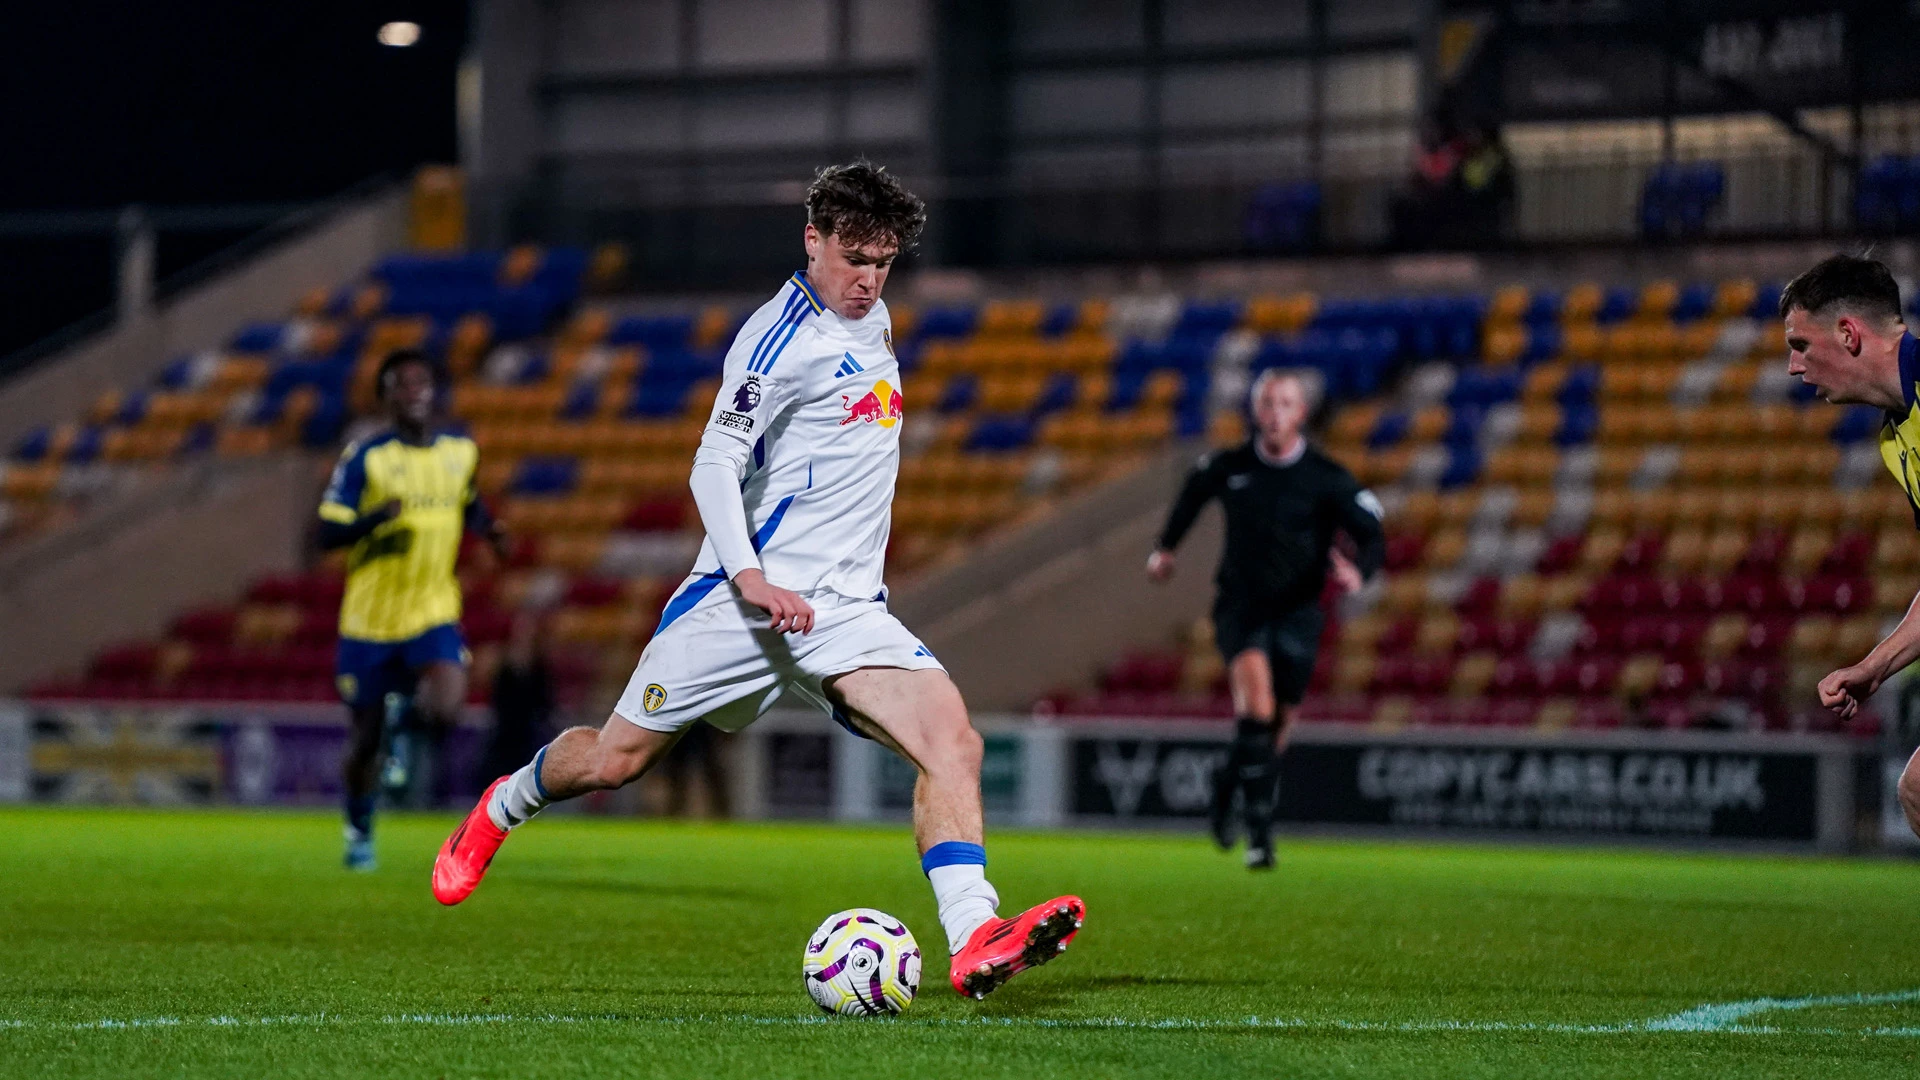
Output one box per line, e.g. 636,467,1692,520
668,271,904,623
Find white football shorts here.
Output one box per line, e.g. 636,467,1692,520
613,580,945,735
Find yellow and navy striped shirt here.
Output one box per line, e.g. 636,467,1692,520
318,431,479,642
1881,333,1920,528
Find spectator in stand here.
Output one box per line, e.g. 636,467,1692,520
1456,125,1516,243
1392,117,1467,249
480,612,556,789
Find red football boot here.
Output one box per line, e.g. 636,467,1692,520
949,895,1085,999
432,776,510,906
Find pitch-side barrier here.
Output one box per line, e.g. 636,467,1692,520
0,701,1888,853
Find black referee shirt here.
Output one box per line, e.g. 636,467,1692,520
1157,441,1387,610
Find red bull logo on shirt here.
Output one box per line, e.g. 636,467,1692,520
840,378,904,428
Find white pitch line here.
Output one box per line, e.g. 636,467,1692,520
3,991,1918,1038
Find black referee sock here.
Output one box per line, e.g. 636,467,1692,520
1235,718,1280,850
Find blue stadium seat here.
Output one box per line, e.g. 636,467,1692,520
1831,406,1879,445
12,427,50,462
609,314,695,350
965,415,1035,452
1367,411,1410,449
561,381,598,420
1673,282,1715,323
511,458,579,496
1557,366,1600,407
1032,372,1077,415
1439,444,1482,489
1039,304,1079,338
231,323,284,353
1555,404,1599,446
938,375,977,413
916,307,978,341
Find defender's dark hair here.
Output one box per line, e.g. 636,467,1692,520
376,349,436,400
1778,253,1904,323
805,160,926,253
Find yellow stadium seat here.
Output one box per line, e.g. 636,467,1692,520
1541,574,1589,613
1380,574,1429,614
1661,526,1706,573
1450,651,1499,697
1422,529,1467,568
542,534,610,574
1787,615,1836,657
349,283,388,321
1595,446,1639,485
1784,527,1833,574
1876,527,1920,570
1714,279,1758,318
1487,284,1528,324
1579,528,1626,572
1678,321,1719,357
1638,280,1678,320
1704,492,1754,530
1483,325,1525,365
1434,492,1477,527
1409,406,1449,442
1522,361,1567,401
1331,653,1376,694
1497,574,1545,616
1562,324,1602,361
693,305,734,350
977,374,1045,414
1243,293,1316,334
1512,489,1555,527
1414,613,1459,655
1876,578,1920,614
1140,371,1182,410
1563,282,1603,322
295,286,330,318
215,426,276,458
1699,614,1748,659
979,300,1043,337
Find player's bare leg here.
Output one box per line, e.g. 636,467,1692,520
825,666,1083,1000
1898,748,1920,839
432,716,678,905
412,661,466,806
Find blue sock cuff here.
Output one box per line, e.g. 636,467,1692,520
531,745,551,801
921,841,986,876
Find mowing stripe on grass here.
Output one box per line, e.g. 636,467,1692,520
5,990,1920,1039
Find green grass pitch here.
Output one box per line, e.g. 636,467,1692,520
5,807,1920,1078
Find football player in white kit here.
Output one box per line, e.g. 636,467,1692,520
433,163,1084,999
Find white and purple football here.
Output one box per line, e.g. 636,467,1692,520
802,908,921,1016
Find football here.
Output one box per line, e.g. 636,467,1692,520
802,908,922,1016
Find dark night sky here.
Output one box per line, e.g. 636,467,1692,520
0,0,468,357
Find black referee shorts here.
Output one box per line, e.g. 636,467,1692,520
1211,599,1324,707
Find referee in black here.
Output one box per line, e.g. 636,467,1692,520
1148,369,1385,869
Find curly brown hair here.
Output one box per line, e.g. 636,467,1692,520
805,160,927,253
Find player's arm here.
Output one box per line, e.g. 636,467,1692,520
462,471,510,559
1329,473,1387,591
315,443,399,551
1147,453,1224,582
687,322,813,633
1820,589,1920,720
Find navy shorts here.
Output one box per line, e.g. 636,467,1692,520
335,623,469,709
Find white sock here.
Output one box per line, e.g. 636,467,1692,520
928,864,1000,955
487,745,553,831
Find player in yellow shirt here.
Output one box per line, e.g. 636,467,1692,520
317,350,507,869
1781,254,1920,838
